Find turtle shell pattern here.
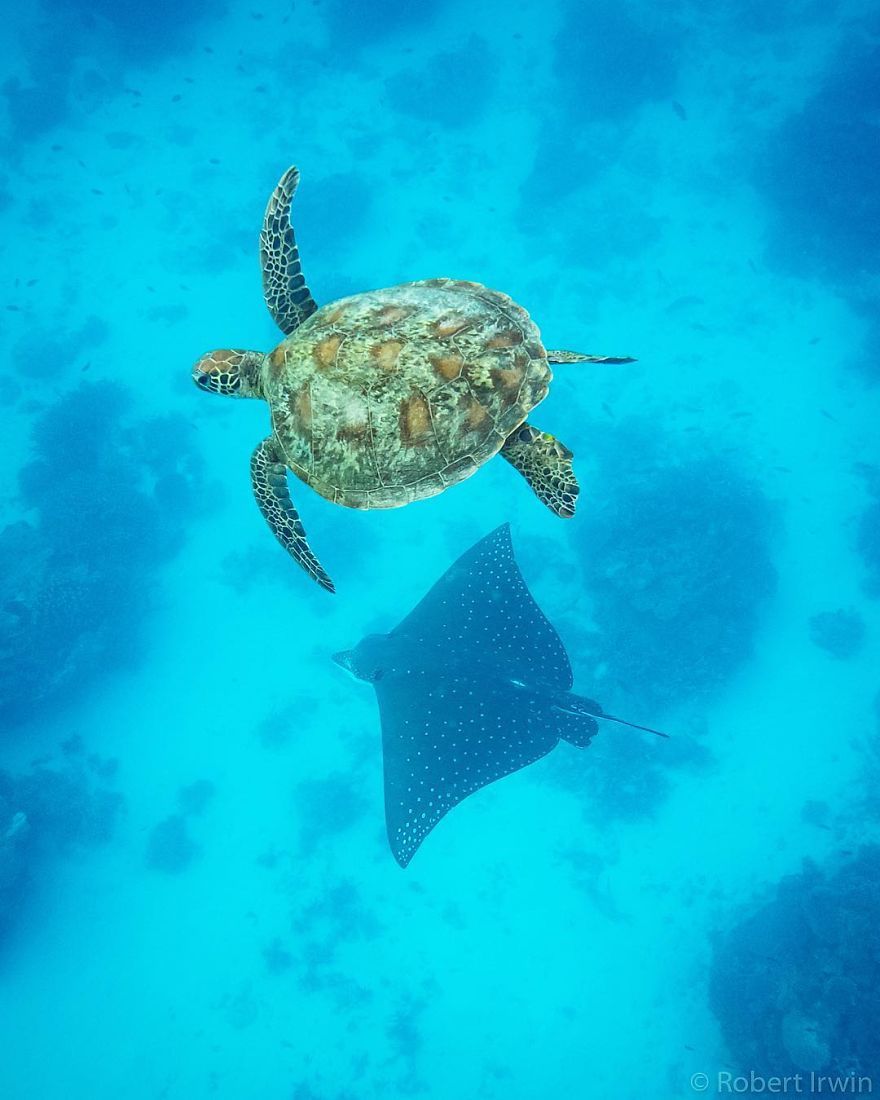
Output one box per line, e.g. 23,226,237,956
263,278,551,508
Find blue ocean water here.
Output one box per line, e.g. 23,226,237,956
2,0,879,1095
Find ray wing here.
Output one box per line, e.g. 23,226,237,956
375,669,595,867
390,524,573,691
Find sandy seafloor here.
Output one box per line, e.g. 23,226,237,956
2,0,880,1097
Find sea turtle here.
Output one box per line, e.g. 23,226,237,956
193,166,633,593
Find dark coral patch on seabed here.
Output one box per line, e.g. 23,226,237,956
0,759,122,948
320,0,445,50
575,428,777,709
3,0,219,148
710,848,880,1077
145,814,201,874
809,609,866,660
856,465,880,597
757,39,880,282
0,382,210,728
384,37,496,128
553,0,683,123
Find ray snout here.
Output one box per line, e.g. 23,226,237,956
332,650,356,674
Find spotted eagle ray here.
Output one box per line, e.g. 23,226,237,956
333,524,666,867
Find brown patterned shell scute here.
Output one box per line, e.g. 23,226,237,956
263,279,550,507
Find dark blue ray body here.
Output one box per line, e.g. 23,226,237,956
335,525,601,866
390,522,574,691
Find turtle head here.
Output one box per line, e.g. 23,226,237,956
193,349,265,399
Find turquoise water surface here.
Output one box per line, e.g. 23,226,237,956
2,0,879,1097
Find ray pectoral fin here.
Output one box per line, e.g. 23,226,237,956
250,437,335,593
375,670,564,868
501,424,580,518
392,524,574,691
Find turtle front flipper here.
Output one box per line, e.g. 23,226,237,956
251,437,335,593
501,424,579,519
545,350,636,364
260,166,318,335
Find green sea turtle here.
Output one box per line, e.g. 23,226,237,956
193,166,634,593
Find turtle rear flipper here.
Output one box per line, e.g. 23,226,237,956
251,437,335,593
501,423,579,518
260,166,318,335
546,350,635,364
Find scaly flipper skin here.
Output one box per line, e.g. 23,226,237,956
260,166,318,335
251,437,335,592
192,349,265,397
500,423,579,518
545,350,636,364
